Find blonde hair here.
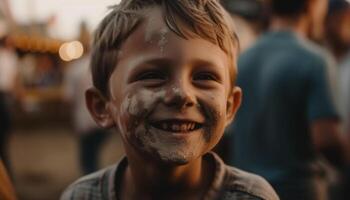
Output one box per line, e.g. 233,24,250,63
91,0,239,96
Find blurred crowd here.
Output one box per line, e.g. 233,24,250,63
0,0,350,199
221,0,350,200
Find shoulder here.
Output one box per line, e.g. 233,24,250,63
207,152,279,200
221,166,279,200
300,40,334,68
302,40,331,58
239,33,318,65
60,164,117,200
288,39,328,67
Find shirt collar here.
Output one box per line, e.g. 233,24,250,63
109,151,226,199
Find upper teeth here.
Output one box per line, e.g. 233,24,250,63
157,122,197,132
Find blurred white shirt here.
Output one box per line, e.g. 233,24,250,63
0,48,18,92
339,53,350,133
63,55,97,133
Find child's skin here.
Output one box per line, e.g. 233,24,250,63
87,6,242,200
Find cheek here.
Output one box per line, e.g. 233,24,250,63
116,88,166,138
198,90,227,141
203,90,227,119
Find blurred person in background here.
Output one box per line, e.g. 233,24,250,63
337,52,350,200
325,0,350,63
63,22,109,175
325,1,350,199
221,0,269,52
0,35,20,174
216,0,270,160
226,0,350,199
325,0,350,137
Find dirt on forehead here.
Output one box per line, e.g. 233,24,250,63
143,8,170,53
144,7,165,41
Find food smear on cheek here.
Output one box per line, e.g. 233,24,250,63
198,93,226,143
116,86,210,163
117,88,167,150
210,93,225,117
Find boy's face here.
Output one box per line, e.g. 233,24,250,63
96,8,241,164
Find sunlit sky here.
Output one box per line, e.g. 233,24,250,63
9,0,121,39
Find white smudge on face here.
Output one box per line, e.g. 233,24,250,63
116,86,210,164
172,86,181,95
117,89,165,132
128,89,166,116
134,126,200,164
143,8,169,53
158,27,169,53
144,15,155,44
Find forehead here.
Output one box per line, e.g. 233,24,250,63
116,6,229,71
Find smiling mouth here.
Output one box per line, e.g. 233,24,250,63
150,120,203,133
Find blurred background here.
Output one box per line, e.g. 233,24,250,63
0,0,125,199
0,0,350,199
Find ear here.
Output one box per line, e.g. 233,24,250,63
85,87,114,128
225,86,242,126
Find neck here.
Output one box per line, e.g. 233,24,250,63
270,15,309,38
120,149,213,200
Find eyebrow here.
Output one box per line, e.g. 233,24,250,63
139,57,175,67
190,58,225,70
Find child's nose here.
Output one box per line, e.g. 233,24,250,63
163,81,195,109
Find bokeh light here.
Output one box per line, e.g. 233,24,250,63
59,41,84,61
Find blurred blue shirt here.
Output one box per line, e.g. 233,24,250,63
228,31,339,200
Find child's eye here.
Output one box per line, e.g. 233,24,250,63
137,71,166,80
193,72,218,81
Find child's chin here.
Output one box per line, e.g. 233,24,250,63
156,151,198,166
160,157,190,166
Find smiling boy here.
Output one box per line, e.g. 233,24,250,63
60,0,279,199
